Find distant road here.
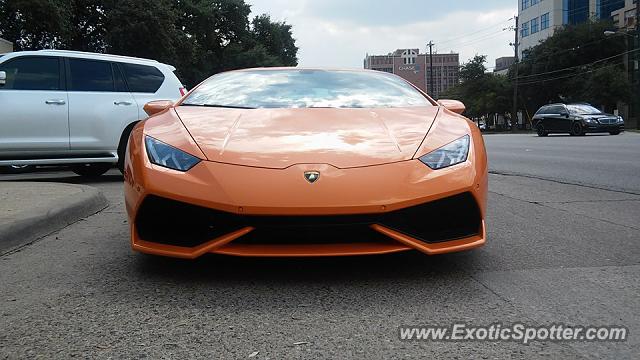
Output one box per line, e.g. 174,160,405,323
484,132,640,194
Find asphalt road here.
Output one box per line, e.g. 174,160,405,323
1,133,639,358
485,132,640,194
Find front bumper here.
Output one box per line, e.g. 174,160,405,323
124,128,488,258
584,123,624,133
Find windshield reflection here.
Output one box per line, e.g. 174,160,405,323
568,104,602,115
183,69,432,109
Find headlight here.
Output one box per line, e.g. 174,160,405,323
584,118,597,123
617,116,624,123
418,135,470,170
144,136,200,171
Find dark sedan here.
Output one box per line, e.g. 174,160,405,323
533,103,624,137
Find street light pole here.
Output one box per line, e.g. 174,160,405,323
604,26,639,129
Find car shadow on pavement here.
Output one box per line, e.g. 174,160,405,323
0,172,124,184
132,250,479,285
119,251,486,313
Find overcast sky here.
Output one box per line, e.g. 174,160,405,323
248,0,518,70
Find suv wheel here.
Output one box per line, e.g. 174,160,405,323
72,163,112,178
536,123,548,137
117,123,138,174
570,122,585,136
609,130,621,135
0,165,33,174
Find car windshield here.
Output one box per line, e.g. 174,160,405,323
182,69,433,109
568,104,602,115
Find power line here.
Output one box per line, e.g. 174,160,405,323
517,61,626,86
515,48,638,81
437,17,514,46
449,28,511,48
518,35,621,64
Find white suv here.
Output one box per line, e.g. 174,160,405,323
0,50,185,177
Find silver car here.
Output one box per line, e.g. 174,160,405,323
0,50,185,177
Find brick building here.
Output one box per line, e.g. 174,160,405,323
364,49,459,99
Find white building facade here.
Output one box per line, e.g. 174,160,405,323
518,0,630,58
518,0,565,59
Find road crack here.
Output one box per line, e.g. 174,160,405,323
489,171,640,196
489,191,640,231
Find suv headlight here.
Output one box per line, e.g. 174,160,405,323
617,116,624,123
418,135,470,170
145,136,200,171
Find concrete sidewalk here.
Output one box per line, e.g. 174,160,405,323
0,182,108,253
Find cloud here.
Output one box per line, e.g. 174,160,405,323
249,0,517,69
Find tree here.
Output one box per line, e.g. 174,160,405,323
0,0,70,50
0,0,299,87
251,15,298,66
104,0,179,63
441,55,511,120
513,20,631,113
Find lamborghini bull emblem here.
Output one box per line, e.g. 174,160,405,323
304,171,320,183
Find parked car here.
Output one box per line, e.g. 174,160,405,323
0,50,185,177
533,103,624,137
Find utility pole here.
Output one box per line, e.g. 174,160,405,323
511,15,520,131
427,41,434,98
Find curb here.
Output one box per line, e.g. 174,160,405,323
0,184,109,253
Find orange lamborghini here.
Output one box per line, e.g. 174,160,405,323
123,68,488,259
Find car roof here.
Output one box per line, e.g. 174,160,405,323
0,50,175,71
542,103,592,107
228,67,377,73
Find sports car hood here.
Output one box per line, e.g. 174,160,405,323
174,106,439,169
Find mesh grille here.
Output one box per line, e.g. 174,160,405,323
135,192,482,247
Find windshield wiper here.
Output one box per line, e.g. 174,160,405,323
181,103,256,109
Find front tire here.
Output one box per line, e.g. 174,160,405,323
72,163,112,178
117,123,138,174
609,130,620,135
570,122,585,136
0,165,33,174
536,123,548,137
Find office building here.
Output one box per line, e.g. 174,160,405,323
518,0,628,57
364,49,459,99
494,56,516,75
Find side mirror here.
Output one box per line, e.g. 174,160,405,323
437,99,465,114
0,71,6,86
143,100,173,116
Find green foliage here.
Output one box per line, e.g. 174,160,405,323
441,55,511,119
514,20,631,113
0,0,298,87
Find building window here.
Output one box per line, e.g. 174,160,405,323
520,21,529,37
401,49,417,65
403,57,416,65
522,0,530,9
541,12,549,30
531,17,539,33
531,0,539,5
